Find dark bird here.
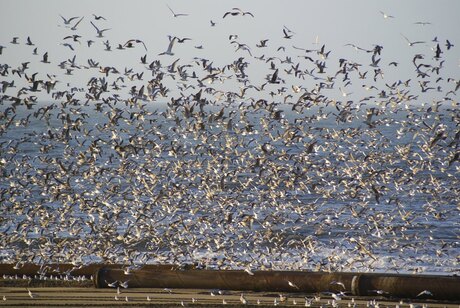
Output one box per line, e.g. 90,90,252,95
283,28,293,39
256,39,269,47
267,68,280,84
59,15,79,25
41,52,50,63
26,36,34,46
90,21,111,37
70,16,84,31
93,14,107,20
124,39,147,51
223,8,254,18
63,35,82,43
414,21,431,25
177,37,192,43
434,44,442,59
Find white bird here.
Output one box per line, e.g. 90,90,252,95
105,280,118,288
288,280,300,289
330,281,346,289
401,33,425,46
240,293,248,305
27,288,37,299
244,267,255,275
331,293,342,301
416,290,433,297
379,11,394,19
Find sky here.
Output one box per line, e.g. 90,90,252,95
1,0,459,103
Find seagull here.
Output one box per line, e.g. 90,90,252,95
90,21,111,37
288,280,300,289
105,280,118,288
59,14,79,25
93,14,107,20
26,36,34,46
401,33,425,46
60,43,74,51
70,16,84,31
340,87,352,97
11,37,19,44
167,5,188,17
414,21,431,25
256,39,269,47
240,293,248,305
223,8,254,18
41,52,50,63
244,267,255,275
379,11,394,19
416,290,433,297
124,39,147,51
330,281,346,289
283,28,293,39
63,34,82,43
159,36,176,55
230,41,252,56
27,288,37,299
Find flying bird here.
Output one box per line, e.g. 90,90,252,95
93,14,107,20
167,5,188,17
379,11,394,19
414,21,431,25
159,36,177,55
59,15,79,25
124,39,147,51
416,290,433,297
401,33,425,46
223,8,254,18
70,16,84,31
90,21,111,37
26,36,34,46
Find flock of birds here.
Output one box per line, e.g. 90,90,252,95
0,5,459,299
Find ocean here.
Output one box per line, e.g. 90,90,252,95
1,99,459,274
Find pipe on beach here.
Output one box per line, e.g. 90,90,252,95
1,264,458,301
93,266,460,301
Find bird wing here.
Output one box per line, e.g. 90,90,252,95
166,4,174,14
90,21,100,32
166,37,176,53
400,33,411,44
141,41,147,51
73,16,84,27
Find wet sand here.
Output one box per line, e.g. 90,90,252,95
0,286,459,307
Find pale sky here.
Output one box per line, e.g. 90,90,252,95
1,0,459,103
